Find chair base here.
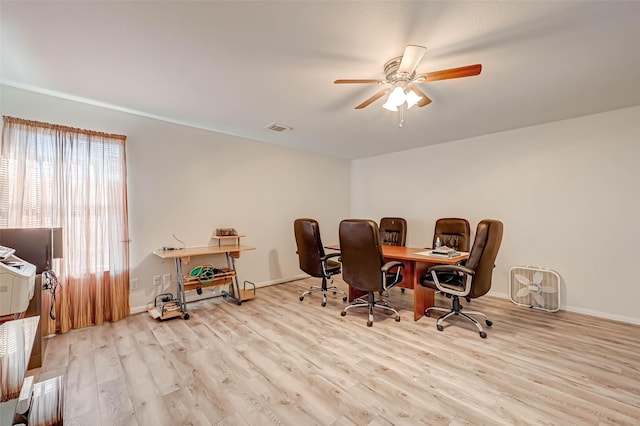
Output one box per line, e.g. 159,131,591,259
299,277,348,307
425,296,492,338
341,292,400,327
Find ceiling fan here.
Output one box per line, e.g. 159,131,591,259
334,45,482,111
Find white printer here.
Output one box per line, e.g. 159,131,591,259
0,246,37,316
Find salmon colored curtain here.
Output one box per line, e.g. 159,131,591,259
0,116,130,334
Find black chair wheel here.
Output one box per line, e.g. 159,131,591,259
332,291,337,295
367,320,373,327
395,316,401,322
196,287,203,295
401,288,405,293
183,313,190,320
299,296,304,301
425,310,431,317
321,301,327,307
480,331,487,338
437,324,444,331
342,296,347,302
485,319,493,327
340,311,347,316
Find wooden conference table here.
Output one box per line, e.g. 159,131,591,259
327,244,469,321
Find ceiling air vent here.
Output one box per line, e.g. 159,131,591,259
265,122,292,133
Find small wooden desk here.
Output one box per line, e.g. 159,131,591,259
327,245,469,321
153,245,255,319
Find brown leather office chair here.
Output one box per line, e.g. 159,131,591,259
379,217,407,246
420,219,503,338
433,218,471,251
339,219,404,326
294,218,347,306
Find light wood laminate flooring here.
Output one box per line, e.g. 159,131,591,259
28,278,640,425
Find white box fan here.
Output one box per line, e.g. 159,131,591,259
509,266,561,312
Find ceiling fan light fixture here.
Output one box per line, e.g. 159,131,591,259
382,99,398,111
405,89,421,109
388,86,406,107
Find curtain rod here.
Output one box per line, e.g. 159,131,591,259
3,115,126,141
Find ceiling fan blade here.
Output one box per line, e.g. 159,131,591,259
334,79,384,84
398,45,427,74
407,83,432,107
355,88,389,109
423,64,482,82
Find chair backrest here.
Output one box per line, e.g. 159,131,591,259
339,219,385,292
433,218,471,251
465,219,503,298
293,218,327,278
379,217,407,246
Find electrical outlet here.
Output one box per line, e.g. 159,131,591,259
162,274,171,288
130,279,138,290
153,275,161,287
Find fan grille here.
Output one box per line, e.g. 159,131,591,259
509,266,560,312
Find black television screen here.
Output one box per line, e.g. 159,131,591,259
0,227,62,274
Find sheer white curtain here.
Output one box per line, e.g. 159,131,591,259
1,116,130,333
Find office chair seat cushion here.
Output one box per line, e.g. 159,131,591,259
326,259,341,275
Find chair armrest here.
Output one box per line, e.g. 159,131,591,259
321,252,341,262
427,264,474,297
427,264,475,276
382,261,404,291
382,260,404,273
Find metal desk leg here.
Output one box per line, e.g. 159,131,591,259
221,252,243,305
175,257,189,319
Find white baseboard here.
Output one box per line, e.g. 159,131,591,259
130,273,309,315
132,278,639,326
489,290,640,325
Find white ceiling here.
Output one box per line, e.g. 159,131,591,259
2,1,639,160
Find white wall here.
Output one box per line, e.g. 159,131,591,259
352,106,640,324
3,84,639,323
1,85,351,312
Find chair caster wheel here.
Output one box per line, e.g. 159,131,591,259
395,316,401,322
485,320,493,327
367,320,373,327
332,291,337,295
183,313,190,320
425,311,431,317
299,296,304,301
321,301,327,307
196,287,203,295
342,296,347,302
480,331,487,338
437,324,444,331
340,311,347,316
401,288,405,293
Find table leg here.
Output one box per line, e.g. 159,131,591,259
411,261,434,321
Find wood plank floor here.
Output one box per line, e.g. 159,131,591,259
28,277,640,425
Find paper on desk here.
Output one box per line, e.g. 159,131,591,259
414,250,458,257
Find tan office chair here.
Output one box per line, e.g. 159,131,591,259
433,218,470,251
420,219,503,338
294,218,347,306
339,219,404,326
379,217,407,246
